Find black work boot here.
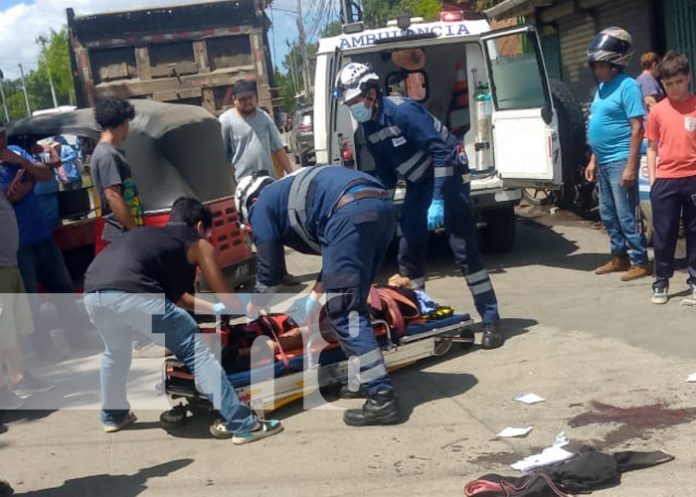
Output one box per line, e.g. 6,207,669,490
481,323,505,349
343,389,401,426
339,384,368,399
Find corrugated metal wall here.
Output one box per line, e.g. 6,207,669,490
553,0,653,105
666,0,696,91
597,0,654,78
557,13,596,104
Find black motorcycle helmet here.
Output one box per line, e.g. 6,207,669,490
587,27,634,68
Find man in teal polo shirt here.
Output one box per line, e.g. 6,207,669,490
584,27,650,281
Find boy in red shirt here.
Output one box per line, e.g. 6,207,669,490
645,52,696,304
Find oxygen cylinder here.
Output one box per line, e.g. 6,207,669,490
474,82,493,172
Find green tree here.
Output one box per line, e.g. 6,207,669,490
362,0,442,27
35,28,73,105
471,0,506,12
0,27,73,121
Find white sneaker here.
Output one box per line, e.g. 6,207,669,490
651,287,669,305
680,284,696,306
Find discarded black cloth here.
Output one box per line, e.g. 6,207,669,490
464,448,674,496
544,447,675,493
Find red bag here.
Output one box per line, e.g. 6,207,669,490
464,473,570,497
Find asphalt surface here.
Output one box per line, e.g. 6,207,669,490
1,204,694,497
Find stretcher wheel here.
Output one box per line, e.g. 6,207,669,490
433,337,453,356
160,406,189,429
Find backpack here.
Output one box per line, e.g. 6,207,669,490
367,285,422,336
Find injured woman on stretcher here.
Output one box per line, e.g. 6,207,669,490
213,285,459,373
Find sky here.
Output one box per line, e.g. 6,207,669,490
0,0,329,81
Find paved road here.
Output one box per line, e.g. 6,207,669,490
2,207,694,497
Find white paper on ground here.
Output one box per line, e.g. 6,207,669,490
553,431,569,447
497,426,533,438
687,373,696,383
513,392,546,404
511,445,575,472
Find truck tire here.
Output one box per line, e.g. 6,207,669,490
549,79,587,211
480,207,516,253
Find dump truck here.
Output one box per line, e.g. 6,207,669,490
67,0,278,117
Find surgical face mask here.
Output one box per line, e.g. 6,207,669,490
349,101,373,123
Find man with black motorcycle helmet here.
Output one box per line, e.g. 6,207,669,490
584,27,650,282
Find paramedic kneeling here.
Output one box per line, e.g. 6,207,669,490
83,197,282,443
237,165,400,426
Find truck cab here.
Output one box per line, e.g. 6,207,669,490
314,18,564,251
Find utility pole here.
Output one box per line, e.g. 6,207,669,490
288,45,299,94
341,0,355,24
18,64,31,117
295,0,312,98
0,69,9,121
37,35,59,108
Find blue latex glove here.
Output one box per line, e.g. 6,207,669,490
286,295,319,324
427,199,445,231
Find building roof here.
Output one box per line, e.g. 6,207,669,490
484,0,553,20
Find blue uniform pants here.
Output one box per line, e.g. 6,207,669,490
321,197,396,396
398,176,500,325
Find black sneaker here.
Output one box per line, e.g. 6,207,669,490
11,373,55,398
481,323,505,349
210,418,283,444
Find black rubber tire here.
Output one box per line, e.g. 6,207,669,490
480,207,516,253
160,407,188,429
549,79,587,210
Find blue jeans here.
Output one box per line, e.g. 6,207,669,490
597,162,648,266
83,291,257,432
18,238,85,349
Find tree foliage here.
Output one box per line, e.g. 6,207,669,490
0,27,73,121
362,0,442,27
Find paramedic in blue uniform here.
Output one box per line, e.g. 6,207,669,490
334,63,504,349
236,165,401,426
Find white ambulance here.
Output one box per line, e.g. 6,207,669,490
313,16,585,252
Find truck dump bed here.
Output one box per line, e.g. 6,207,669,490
67,0,277,116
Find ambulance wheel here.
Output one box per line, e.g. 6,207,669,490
433,337,453,356
160,406,189,429
480,207,516,253
549,79,586,212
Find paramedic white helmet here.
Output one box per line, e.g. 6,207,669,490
234,173,274,225
334,62,380,104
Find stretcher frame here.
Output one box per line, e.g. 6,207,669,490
160,314,474,428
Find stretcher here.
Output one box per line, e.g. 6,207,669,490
160,304,474,428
